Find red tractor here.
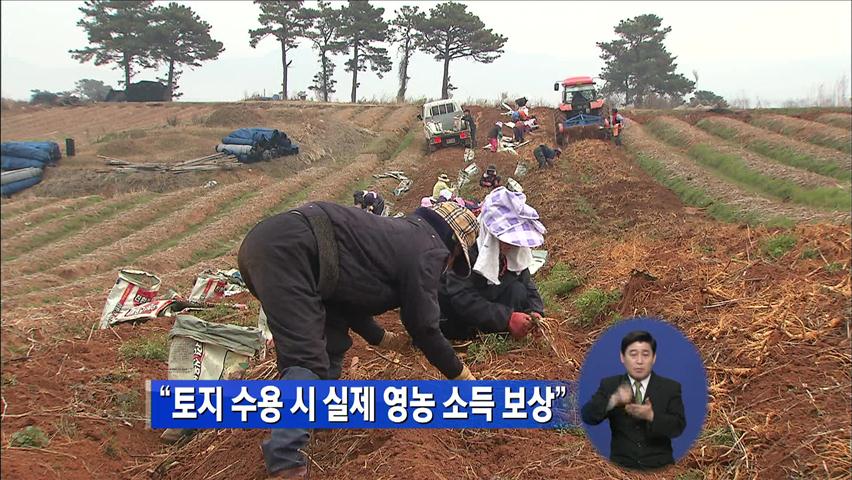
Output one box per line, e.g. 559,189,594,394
553,76,609,145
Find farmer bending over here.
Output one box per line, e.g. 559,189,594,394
238,201,479,479
439,186,546,341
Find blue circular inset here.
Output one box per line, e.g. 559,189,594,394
578,317,708,468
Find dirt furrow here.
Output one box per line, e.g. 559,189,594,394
750,114,851,154
149,153,384,293
0,180,263,299
698,115,852,174
131,165,333,274
150,151,381,273
377,105,419,134
0,197,54,220
1,195,103,240
625,121,848,224
351,106,397,131
655,116,845,189
814,112,852,131
1,186,200,278
2,153,380,307
1,190,155,260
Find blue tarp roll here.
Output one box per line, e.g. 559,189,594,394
20,141,61,161
1,155,48,170
1,167,42,185
221,128,290,148
219,128,298,164
0,143,56,164
1,175,42,197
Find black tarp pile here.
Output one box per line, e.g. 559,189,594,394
1,141,61,196
216,128,299,164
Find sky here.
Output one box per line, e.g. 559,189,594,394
1,1,851,107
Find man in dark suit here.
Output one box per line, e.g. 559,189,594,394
581,330,686,470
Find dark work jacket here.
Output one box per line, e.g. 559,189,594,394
361,191,385,215
479,173,501,189
486,125,501,139
296,202,462,378
581,372,686,470
439,248,544,335
534,144,557,160
461,113,476,134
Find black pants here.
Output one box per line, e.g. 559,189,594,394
239,212,352,379
238,212,353,473
534,150,552,168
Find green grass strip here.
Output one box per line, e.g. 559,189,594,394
389,129,416,160
59,192,192,264
748,140,850,182
697,119,851,182
121,188,260,266
7,196,104,232
4,194,158,261
818,116,852,129
0,198,53,221
183,183,315,268
647,121,851,211
633,151,793,227
751,117,851,154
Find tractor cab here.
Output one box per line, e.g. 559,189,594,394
552,76,608,145
554,76,605,117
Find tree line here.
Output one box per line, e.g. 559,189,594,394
67,2,731,107
69,0,507,103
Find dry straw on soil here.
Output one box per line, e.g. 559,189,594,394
624,122,848,224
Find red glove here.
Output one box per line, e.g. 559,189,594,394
508,312,533,339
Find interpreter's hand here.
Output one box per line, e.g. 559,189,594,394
610,382,633,408
452,364,476,380
508,312,534,339
625,398,654,422
378,330,411,353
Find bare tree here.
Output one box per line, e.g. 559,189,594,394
835,73,849,107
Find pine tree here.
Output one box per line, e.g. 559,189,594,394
304,1,347,102
249,1,312,100
598,14,695,107
69,0,156,87
415,2,506,99
389,5,424,102
340,1,392,103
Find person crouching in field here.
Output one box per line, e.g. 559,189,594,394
438,186,547,341
238,201,480,479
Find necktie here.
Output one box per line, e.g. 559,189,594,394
634,381,643,404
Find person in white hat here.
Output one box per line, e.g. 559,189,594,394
438,186,547,340
432,173,452,198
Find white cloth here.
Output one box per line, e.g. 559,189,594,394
472,222,534,285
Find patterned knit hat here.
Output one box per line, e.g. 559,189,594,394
431,201,479,276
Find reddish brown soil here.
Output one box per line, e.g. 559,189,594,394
1,104,849,480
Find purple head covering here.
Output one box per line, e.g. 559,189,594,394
479,186,546,247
